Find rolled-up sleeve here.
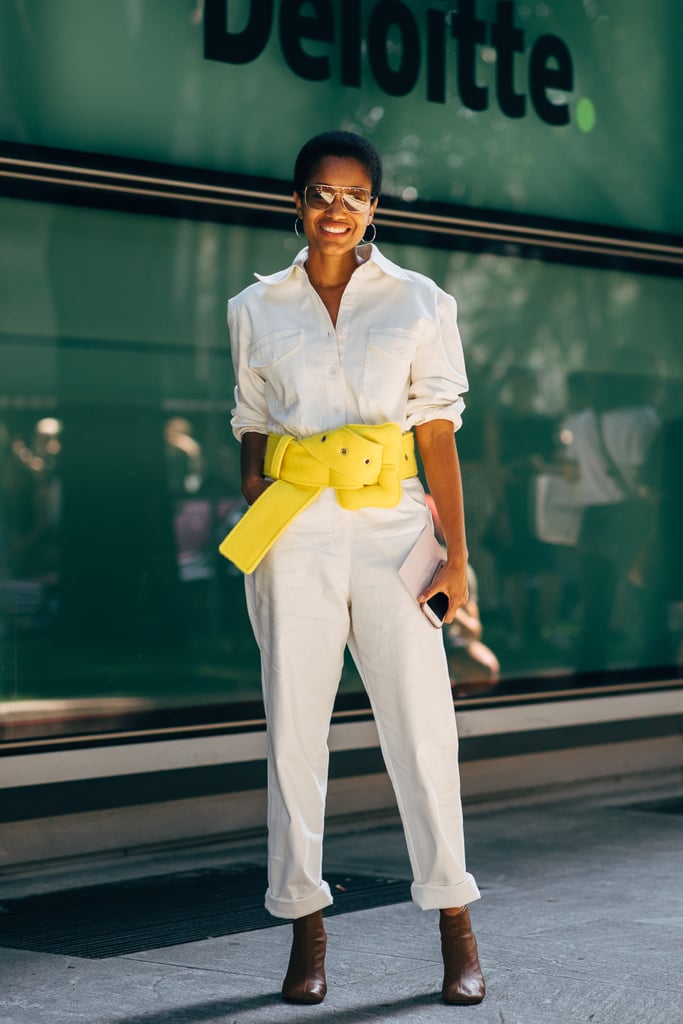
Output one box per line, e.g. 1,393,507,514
405,289,468,431
229,298,269,441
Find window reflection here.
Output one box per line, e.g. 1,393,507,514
481,367,561,655
0,415,61,639
466,353,683,683
0,200,681,739
559,353,660,673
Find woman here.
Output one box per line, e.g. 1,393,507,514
220,131,485,1006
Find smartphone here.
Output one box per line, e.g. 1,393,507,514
422,589,449,628
420,559,449,628
398,527,449,629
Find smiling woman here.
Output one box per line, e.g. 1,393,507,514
293,155,377,322
291,130,382,294
217,129,485,1007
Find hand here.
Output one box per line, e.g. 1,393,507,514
419,555,469,625
241,474,272,506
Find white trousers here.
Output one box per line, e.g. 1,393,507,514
245,481,480,919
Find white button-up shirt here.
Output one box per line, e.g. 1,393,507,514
229,244,468,441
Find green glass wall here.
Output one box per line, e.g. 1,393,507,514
1,197,681,720
1,1,681,738
1,0,682,233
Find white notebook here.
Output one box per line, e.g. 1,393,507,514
398,525,446,600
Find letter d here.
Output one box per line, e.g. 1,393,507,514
204,0,273,65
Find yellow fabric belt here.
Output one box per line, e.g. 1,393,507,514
219,423,417,574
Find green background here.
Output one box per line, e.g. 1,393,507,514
1,2,681,725
1,197,681,710
1,0,681,233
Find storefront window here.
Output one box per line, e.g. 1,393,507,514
1,196,681,732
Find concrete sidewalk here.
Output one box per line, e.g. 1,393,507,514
1,793,681,1024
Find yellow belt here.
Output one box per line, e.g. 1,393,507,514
219,422,417,574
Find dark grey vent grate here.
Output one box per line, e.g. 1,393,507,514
0,865,410,959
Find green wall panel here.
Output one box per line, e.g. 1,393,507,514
1,1,681,233
1,197,681,723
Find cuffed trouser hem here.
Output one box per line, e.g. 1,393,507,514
265,881,334,920
411,874,481,911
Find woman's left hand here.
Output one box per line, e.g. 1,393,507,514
414,419,470,625
419,553,469,624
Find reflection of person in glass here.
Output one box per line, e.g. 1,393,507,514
447,564,501,695
427,493,500,694
163,416,204,495
219,132,484,1006
0,418,62,636
4,418,61,579
624,380,683,668
485,368,558,650
562,355,659,672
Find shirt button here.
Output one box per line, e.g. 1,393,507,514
328,366,338,376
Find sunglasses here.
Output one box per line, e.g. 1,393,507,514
299,183,374,213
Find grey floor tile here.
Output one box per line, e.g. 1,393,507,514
1,797,681,1024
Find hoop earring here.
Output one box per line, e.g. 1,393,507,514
359,221,376,245
294,217,304,238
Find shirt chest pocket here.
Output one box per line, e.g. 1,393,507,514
249,329,304,412
363,328,417,402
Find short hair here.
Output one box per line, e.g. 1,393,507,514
293,131,383,197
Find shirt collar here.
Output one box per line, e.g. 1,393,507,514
364,244,411,280
253,250,307,286
254,244,411,285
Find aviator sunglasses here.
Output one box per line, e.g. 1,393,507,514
299,183,374,213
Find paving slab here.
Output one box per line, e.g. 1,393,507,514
0,796,681,1024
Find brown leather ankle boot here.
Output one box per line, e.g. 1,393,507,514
439,908,486,1005
281,910,327,1004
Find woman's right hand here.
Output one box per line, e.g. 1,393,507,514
242,474,272,506
240,432,270,505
